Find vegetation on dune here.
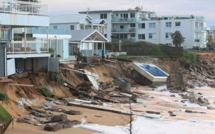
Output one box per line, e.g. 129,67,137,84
0,105,13,122
50,72,64,85
180,50,197,63
41,87,53,98
0,92,8,102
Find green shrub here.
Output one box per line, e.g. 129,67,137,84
0,92,8,101
0,105,13,122
41,87,53,98
180,50,197,63
50,72,57,81
50,72,64,85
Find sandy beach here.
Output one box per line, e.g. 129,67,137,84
4,86,215,134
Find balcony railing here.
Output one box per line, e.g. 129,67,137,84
0,0,48,16
7,39,49,54
81,49,108,57
111,28,136,33
112,18,136,23
195,27,206,31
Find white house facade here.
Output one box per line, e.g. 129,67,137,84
79,10,207,49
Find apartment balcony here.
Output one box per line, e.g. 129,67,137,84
195,27,206,32
111,28,136,33
7,40,50,58
112,18,136,23
0,0,49,27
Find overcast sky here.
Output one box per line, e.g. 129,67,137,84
44,0,214,27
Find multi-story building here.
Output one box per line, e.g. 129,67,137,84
79,9,207,49
0,0,49,76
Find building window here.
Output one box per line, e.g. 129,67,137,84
149,33,156,39
70,25,74,30
120,13,128,18
100,14,107,19
166,22,172,27
175,22,181,26
130,13,135,18
139,23,145,29
138,34,145,40
104,34,107,38
165,33,172,39
130,24,135,28
120,25,124,29
53,26,58,29
149,23,156,28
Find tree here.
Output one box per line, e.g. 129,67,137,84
207,35,215,50
171,31,185,47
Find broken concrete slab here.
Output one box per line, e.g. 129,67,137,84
50,114,67,122
82,70,99,90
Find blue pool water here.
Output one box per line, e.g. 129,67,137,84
140,64,168,77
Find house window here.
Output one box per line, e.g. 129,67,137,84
175,22,181,26
116,13,118,16
149,33,156,39
149,23,156,28
166,22,172,27
120,25,124,29
53,26,58,29
139,23,145,29
165,33,172,39
130,13,135,18
130,24,135,28
104,34,107,38
100,14,107,19
70,25,74,30
138,34,145,40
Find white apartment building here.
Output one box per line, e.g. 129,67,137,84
79,10,207,49
0,0,49,76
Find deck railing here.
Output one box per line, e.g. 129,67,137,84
7,39,49,54
0,0,48,16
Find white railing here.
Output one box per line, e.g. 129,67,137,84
0,0,48,16
7,39,49,54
